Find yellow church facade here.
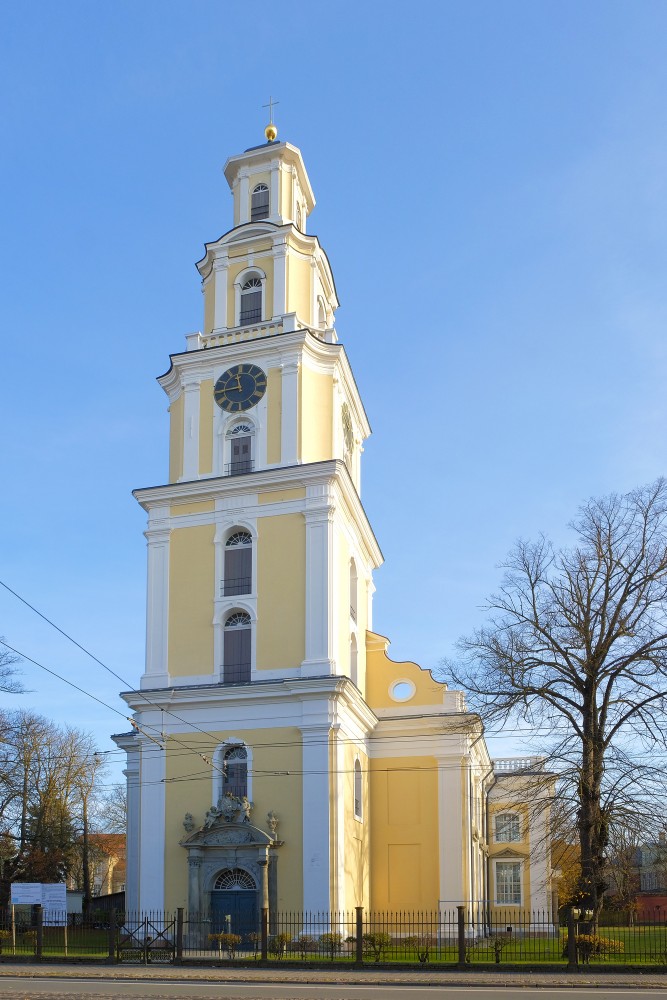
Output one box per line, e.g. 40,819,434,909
115,131,555,927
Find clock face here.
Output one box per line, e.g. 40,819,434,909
214,364,267,412
342,402,353,453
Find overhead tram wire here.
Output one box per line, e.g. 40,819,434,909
0,639,224,779
0,579,249,766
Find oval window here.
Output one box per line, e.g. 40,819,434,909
389,680,415,703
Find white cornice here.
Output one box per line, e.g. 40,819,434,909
133,459,383,568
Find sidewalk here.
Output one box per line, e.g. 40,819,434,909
0,962,665,989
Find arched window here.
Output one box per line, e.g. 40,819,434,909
317,297,326,330
222,744,248,798
495,813,521,843
350,633,358,687
227,424,254,476
240,277,262,325
214,867,256,890
251,183,269,221
223,611,251,683
349,558,358,623
354,758,363,820
223,531,252,597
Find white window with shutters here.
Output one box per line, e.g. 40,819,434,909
233,268,266,328
222,531,252,597
225,423,255,477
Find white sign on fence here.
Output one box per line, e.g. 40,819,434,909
10,883,42,905
10,882,68,923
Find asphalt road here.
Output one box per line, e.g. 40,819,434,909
0,980,665,1000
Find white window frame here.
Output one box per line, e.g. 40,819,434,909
494,860,522,905
353,756,363,822
234,267,266,327
251,183,269,221
494,812,522,843
212,738,253,804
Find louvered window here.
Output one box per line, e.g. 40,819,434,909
251,184,269,221
223,611,251,683
223,532,252,596
240,277,262,325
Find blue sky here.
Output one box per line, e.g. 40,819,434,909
1,1,666,781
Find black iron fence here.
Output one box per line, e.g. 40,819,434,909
0,905,666,967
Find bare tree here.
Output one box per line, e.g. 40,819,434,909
100,783,127,835
0,644,23,695
449,479,667,917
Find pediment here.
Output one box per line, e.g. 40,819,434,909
181,821,274,849
493,847,525,859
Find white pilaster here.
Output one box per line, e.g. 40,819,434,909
239,169,250,224
143,510,170,689
272,245,287,318
302,488,335,675
300,719,332,911
270,158,280,223
213,253,229,330
280,359,299,466
138,736,166,911
437,753,466,906
114,735,140,914
182,377,201,481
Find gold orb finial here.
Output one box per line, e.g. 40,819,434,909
262,96,279,143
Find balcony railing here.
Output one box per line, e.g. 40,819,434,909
222,664,251,684
225,460,254,476
221,578,251,597
239,307,262,325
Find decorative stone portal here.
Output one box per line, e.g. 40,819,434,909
180,797,281,926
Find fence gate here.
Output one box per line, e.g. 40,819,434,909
118,914,176,964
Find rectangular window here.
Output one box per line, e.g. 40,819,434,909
495,813,521,843
223,628,251,683
229,436,253,476
496,861,522,905
240,291,262,325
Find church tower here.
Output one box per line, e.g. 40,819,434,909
116,123,555,929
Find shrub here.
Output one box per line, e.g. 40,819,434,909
405,933,435,964
268,932,291,959
208,932,242,959
22,930,37,954
293,935,316,960
561,934,625,963
362,931,392,963
489,933,512,964
319,932,343,960
0,930,10,955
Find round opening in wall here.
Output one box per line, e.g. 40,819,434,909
389,679,416,703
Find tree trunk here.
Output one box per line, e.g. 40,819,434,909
578,700,607,926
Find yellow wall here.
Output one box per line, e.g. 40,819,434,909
365,632,447,710
256,514,305,669
258,488,306,505
163,726,304,911
337,533,351,677
169,394,184,483
170,500,215,517
199,379,213,474
168,524,215,676
369,757,440,910
203,278,215,335
300,368,333,462
488,801,531,915
342,740,370,907
286,253,311,322
266,367,282,465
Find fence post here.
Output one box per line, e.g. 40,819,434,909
355,906,364,966
457,905,466,968
566,907,578,971
35,905,43,961
107,909,116,964
260,906,268,962
175,908,183,964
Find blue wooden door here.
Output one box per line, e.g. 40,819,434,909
210,890,258,938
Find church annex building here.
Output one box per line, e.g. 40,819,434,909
114,127,555,931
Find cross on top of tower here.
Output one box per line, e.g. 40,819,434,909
262,96,279,143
